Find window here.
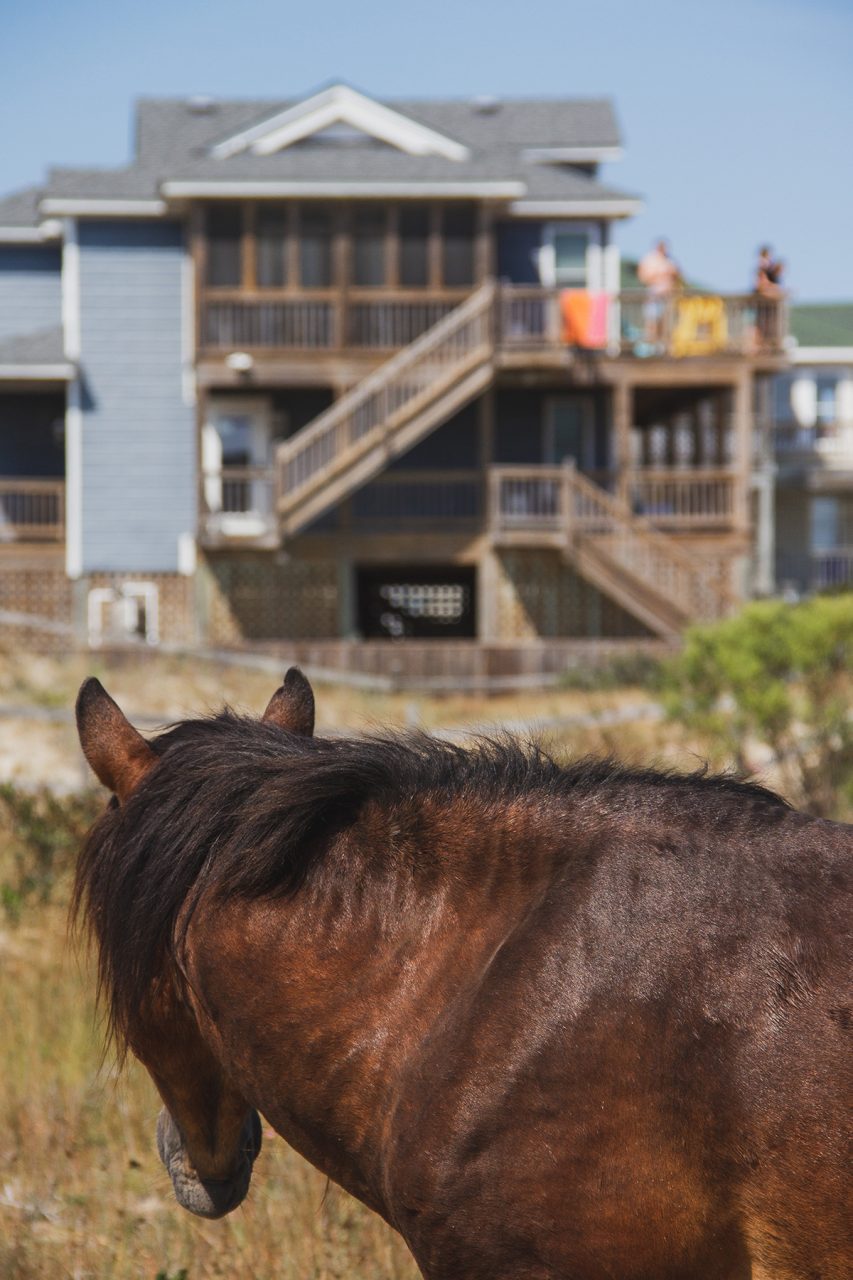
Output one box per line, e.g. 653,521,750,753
399,206,429,286
442,205,475,287
352,206,387,287
299,205,333,287
816,375,839,429
552,231,587,286
256,206,287,287
205,205,242,287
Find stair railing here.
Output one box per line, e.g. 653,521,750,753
276,283,495,513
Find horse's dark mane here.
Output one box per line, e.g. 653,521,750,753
73,712,789,1054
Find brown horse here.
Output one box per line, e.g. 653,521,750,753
73,670,850,1280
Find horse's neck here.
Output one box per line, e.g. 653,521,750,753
186,794,561,1210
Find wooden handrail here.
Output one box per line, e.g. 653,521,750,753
276,283,495,512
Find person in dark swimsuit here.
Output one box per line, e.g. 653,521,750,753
754,246,785,347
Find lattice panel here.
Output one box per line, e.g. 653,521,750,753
201,553,339,644
0,563,73,654
496,550,652,640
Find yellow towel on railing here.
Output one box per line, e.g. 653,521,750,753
670,295,728,357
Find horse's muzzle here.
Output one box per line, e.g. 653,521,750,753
156,1106,262,1219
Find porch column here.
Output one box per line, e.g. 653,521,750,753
732,371,754,598
613,378,633,503
750,373,775,596
752,469,776,596
732,371,753,535
477,547,501,641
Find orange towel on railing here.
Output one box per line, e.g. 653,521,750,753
560,290,609,348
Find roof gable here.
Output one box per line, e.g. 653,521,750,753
211,85,470,163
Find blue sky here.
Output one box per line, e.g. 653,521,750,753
2,0,851,299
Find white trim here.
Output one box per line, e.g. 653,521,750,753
177,533,197,577
62,217,83,579
510,199,643,218
0,363,74,380
212,85,470,162
523,146,625,164
792,346,853,365
0,220,62,244
61,218,80,361
65,377,83,579
40,198,168,217
180,236,196,407
162,179,524,199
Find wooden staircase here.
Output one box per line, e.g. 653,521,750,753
276,284,494,536
491,465,736,637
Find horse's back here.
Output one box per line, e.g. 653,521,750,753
388,807,851,1279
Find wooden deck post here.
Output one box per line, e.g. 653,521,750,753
479,385,495,530
477,547,501,641
613,378,633,505
562,458,576,549
732,370,752,534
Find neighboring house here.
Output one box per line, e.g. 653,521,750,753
773,305,853,596
0,83,789,673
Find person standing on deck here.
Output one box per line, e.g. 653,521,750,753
638,238,681,349
754,245,786,349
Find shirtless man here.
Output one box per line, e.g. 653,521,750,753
638,239,680,348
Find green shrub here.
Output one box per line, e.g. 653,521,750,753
663,595,853,817
0,785,102,920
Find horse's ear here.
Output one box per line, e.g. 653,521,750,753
262,667,315,737
76,678,157,801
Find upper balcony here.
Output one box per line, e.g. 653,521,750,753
193,201,788,367
496,287,788,362
198,283,788,364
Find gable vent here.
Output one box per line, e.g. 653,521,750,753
187,96,217,114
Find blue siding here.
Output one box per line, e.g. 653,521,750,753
78,221,195,572
0,246,62,341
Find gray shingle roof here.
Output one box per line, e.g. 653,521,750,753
0,186,44,227
0,327,67,367
134,95,623,162
31,90,639,209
